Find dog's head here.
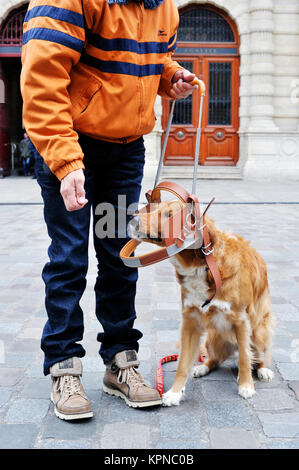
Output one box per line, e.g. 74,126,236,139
128,199,185,246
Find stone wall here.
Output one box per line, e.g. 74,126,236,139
0,0,28,22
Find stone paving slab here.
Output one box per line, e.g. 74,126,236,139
4,398,50,424
251,389,295,411
205,401,253,429
209,428,260,449
0,177,299,449
0,424,39,449
288,381,299,400
258,413,299,438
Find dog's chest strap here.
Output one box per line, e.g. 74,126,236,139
200,222,222,308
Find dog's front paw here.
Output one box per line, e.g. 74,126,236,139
191,364,210,378
238,384,256,399
257,367,274,382
162,389,184,407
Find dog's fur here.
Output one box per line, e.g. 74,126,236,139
131,200,274,406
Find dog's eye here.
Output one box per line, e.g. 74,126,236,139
164,211,172,218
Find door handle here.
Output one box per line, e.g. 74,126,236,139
177,130,185,139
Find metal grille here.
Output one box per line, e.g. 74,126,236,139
0,7,27,46
172,61,193,125
209,62,232,125
178,8,235,43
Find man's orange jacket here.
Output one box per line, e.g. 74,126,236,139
21,0,183,180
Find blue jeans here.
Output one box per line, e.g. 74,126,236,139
34,135,145,375
22,157,31,176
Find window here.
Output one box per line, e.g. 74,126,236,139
177,8,235,43
0,6,28,46
209,62,232,125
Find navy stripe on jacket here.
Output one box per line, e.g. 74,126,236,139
168,33,176,46
24,5,85,29
168,40,177,52
88,34,169,54
22,28,84,53
81,53,164,77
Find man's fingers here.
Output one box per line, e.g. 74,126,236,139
75,178,88,206
61,184,79,211
170,81,197,99
172,70,195,84
171,70,199,99
182,71,196,82
60,169,88,211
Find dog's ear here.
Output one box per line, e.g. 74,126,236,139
193,216,218,261
205,216,218,247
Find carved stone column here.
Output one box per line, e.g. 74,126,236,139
248,0,278,131
0,60,11,176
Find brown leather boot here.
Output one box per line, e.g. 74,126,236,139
103,350,162,408
50,357,93,420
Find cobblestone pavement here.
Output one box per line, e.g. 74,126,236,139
0,176,299,449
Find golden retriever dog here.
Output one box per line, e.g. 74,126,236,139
130,199,274,406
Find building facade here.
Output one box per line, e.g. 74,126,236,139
0,0,298,179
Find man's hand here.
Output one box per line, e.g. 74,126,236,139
60,169,88,211
170,69,198,100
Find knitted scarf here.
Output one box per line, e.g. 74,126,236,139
107,0,164,10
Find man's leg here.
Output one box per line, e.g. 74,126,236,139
79,135,161,407
94,143,144,363
34,150,94,420
78,136,144,362
35,152,92,376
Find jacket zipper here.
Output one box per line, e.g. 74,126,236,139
137,3,144,135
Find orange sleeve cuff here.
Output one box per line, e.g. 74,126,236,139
54,159,85,181
158,62,184,98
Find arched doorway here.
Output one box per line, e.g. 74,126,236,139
162,4,240,167
0,4,28,176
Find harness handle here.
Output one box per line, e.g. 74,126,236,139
154,76,205,192
189,77,206,96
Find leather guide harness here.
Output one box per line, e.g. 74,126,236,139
120,78,222,308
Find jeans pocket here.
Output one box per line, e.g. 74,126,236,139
42,161,53,176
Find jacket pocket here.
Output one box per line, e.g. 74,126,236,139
71,76,102,121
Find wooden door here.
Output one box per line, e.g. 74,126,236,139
162,5,240,166
202,56,239,165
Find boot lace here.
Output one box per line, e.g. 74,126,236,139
117,367,149,390
56,375,83,398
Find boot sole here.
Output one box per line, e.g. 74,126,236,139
103,384,162,408
51,393,93,421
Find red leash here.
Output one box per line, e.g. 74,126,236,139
156,354,205,397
